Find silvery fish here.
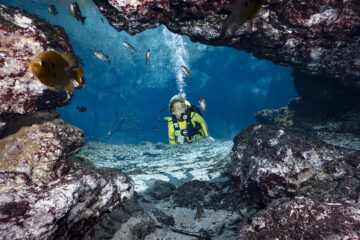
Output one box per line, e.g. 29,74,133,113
122,41,137,52
95,52,110,64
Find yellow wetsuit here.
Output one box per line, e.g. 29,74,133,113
168,112,209,145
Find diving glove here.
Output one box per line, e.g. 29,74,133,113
177,135,185,144
207,136,215,142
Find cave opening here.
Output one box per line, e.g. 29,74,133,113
2,0,297,145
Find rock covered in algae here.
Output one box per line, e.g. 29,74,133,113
94,0,360,88
0,3,133,239
230,124,360,206
0,118,134,239
237,196,360,239
0,3,81,116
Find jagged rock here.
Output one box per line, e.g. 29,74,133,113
0,119,134,239
254,104,294,126
94,0,360,87
237,196,360,239
0,3,83,116
230,124,360,206
0,109,60,138
0,119,84,183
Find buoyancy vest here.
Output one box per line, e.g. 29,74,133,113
171,107,202,143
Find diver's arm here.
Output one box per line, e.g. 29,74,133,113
192,113,210,137
168,120,176,145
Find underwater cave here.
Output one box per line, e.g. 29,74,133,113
0,0,360,239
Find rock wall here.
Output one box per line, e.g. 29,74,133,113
0,3,80,116
230,123,360,238
94,0,360,88
0,4,134,239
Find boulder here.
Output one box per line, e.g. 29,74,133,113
237,196,360,239
230,124,360,206
0,119,134,239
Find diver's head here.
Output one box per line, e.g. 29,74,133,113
172,101,187,119
169,95,190,120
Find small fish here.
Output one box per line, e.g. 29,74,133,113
145,49,151,64
152,127,159,131
122,41,137,52
107,130,112,136
199,96,206,111
181,66,191,78
48,5,58,15
28,50,84,91
70,2,86,24
95,52,110,64
76,106,87,112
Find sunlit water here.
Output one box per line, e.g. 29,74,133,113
1,0,297,145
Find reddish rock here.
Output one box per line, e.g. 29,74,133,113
0,3,83,116
0,4,133,239
237,196,360,239
94,0,360,88
0,118,84,183
0,119,134,239
230,124,360,206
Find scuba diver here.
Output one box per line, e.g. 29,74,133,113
167,95,214,145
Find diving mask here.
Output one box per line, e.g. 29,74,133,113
172,101,187,119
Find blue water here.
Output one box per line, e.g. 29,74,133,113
2,0,297,144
